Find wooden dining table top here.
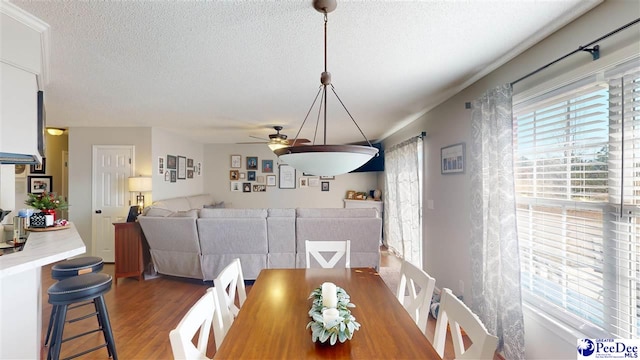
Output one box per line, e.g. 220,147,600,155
214,267,442,359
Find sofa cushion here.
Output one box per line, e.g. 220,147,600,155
199,208,267,218
151,197,191,212
187,194,215,209
144,207,174,217
296,208,378,218
169,209,199,218
267,208,296,217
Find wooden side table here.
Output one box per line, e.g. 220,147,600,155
113,222,147,285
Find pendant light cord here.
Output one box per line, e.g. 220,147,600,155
290,2,375,150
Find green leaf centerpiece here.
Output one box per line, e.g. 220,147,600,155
306,284,361,345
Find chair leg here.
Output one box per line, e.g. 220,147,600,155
44,305,57,346
95,295,118,360
48,304,68,360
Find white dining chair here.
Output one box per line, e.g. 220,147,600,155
433,288,499,360
305,240,351,268
169,289,225,359
213,258,247,333
395,260,436,336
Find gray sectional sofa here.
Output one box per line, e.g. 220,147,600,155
137,194,382,280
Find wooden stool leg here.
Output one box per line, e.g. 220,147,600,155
95,296,118,360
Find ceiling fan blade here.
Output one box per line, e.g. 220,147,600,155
237,141,267,144
249,135,269,141
288,138,311,146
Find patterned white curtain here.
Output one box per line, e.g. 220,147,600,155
469,84,525,359
384,137,422,267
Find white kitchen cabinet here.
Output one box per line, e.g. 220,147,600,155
0,62,38,156
0,2,49,160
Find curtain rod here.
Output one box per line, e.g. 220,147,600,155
511,17,640,86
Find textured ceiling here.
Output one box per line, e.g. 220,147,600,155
10,0,600,144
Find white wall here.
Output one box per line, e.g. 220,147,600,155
203,144,379,208
68,127,152,255
383,1,639,358
151,128,204,201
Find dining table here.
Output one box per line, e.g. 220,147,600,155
214,267,442,359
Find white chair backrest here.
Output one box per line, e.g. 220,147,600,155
433,288,499,360
213,258,247,332
305,240,351,268
169,289,225,359
395,260,436,336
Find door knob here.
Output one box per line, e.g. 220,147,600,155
95,210,102,214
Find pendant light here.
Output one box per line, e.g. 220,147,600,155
274,0,378,176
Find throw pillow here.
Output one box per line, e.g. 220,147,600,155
203,201,225,209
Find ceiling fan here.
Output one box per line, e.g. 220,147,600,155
238,126,310,149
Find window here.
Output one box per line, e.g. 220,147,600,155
513,58,639,339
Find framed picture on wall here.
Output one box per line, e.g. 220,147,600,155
441,143,465,174
27,175,52,194
158,157,164,175
187,158,194,168
170,170,177,183
246,156,258,170
279,164,296,189
167,155,177,169
177,156,187,179
262,160,273,173
30,158,46,174
321,181,330,192
266,175,276,186
243,182,252,192
231,155,241,168
230,181,242,192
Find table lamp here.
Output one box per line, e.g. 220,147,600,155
128,176,152,213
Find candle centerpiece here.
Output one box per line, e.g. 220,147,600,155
306,282,361,345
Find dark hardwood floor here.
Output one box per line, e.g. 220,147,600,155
39,249,491,359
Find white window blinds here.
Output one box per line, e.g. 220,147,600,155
513,58,640,339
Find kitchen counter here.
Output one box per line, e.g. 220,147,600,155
0,222,86,359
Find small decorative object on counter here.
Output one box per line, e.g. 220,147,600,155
29,212,47,228
25,192,68,225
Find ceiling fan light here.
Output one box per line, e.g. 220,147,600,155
267,142,289,151
274,145,378,176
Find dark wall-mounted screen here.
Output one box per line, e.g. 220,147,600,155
350,143,384,173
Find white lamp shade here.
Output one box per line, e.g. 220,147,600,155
275,145,378,176
128,176,152,192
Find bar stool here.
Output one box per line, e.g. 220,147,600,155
47,273,117,360
45,256,104,347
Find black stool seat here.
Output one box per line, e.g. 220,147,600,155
47,273,117,360
48,272,112,304
51,256,104,280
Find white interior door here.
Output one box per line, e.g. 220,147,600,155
92,145,134,262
